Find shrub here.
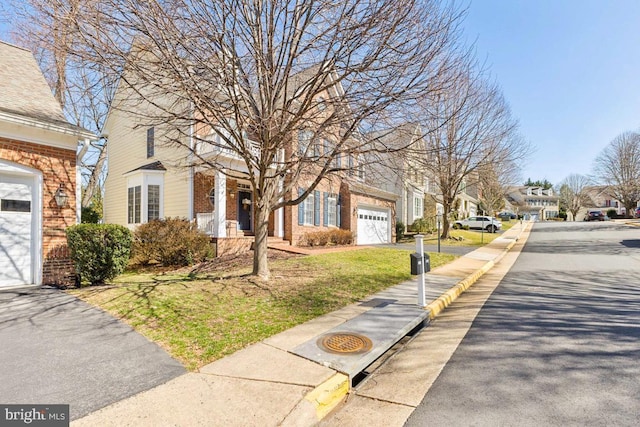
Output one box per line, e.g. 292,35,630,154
81,205,102,223
607,209,617,219
66,224,132,286
396,221,405,240
411,217,436,233
132,217,212,266
300,229,354,247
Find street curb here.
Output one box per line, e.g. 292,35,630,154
306,223,530,423
425,225,526,320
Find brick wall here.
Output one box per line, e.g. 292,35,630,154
286,179,345,246
341,182,397,244
0,137,77,286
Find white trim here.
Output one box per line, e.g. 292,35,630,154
213,169,227,237
0,110,94,139
0,160,43,286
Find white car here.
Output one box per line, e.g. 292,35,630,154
453,216,502,233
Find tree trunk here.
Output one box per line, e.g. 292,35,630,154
570,207,580,221
253,197,271,280
81,140,107,207
440,199,453,239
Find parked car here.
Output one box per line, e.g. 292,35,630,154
498,212,517,220
635,207,640,218
453,216,502,233
584,211,605,221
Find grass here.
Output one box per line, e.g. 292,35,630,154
69,248,456,371
403,219,517,246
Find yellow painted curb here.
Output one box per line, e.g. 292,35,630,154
304,372,349,420
425,223,529,320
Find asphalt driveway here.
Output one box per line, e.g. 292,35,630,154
0,286,185,420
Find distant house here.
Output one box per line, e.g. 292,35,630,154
456,173,480,219
103,65,396,253
0,41,94,288
507,186,559,220
576,185,625,220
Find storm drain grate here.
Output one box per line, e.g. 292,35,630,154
318,332,373,354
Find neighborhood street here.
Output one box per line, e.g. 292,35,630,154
406,221,640,426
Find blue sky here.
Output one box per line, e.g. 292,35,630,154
1,1,639,186
462,0,640,185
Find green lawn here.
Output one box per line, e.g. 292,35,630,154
69,248,456,370
404,219,517,246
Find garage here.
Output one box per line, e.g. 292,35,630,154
0,173,35,287
356,206,391,245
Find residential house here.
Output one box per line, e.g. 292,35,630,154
365,124,427,229
0,41,94,288
456,173,480,219
103,65,397,254
507,186,559,220
576,185,625,220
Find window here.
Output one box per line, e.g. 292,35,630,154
128,186,141,224
317,96,326,111
327,194,337,226
304,193,315,225
298,188,321,226
414,197,423,218
0,199,30,212
298,130,314,156
333,153,341,168
148,185,160,220
147,127,155,158
126,172,164,225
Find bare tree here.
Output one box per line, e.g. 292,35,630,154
557,174,592,221
593,131,640,216
65,0,464,279
4,0,114,208
477,160,517,217
419,67,528,239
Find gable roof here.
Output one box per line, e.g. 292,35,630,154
124,161,167,174
0,40,93,137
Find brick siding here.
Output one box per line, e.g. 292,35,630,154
0,137,77,286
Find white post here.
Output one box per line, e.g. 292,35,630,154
213,169,227,238
415,234,426,308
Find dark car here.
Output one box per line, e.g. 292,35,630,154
636,207,640,218
498,212,517,220
585,211,605,221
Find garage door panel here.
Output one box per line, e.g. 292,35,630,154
357,207,390,245
0,175,33,287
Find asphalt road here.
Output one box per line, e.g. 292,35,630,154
0,287,185,420
406,221,640,426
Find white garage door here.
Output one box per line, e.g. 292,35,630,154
357,206,391,245
0,175,33,287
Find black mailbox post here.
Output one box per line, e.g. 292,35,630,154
410,253,430,275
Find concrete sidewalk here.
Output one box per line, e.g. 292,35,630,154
72,222,531,427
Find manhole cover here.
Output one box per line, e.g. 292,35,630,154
318,333,373,354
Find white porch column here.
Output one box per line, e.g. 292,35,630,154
275,178,284,238
213,170,227,238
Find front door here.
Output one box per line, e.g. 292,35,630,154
238,191,252,231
